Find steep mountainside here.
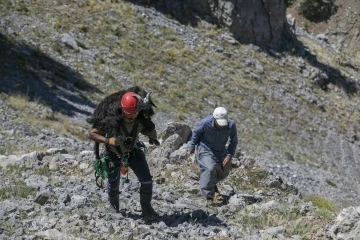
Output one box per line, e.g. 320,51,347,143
0,0,360,239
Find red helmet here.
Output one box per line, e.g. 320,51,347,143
121,92,138,115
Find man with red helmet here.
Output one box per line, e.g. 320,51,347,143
87,86,159,221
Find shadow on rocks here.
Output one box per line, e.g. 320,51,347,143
159,210,225,227
0,33,101,117
291,36,358,96
126,0,202,27
123,209,225,227
128,0,358,96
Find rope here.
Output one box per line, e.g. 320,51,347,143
93,156,122,188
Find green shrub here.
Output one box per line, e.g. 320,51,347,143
285,152,295,161
250,168,268,185
298,0,338,22
285,0,296,7
306,196,338,212
5,164,27,174
35,166,52,176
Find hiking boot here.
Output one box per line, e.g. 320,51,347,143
141,204,159,222
140,191,159,222
109,194,119,213
214,192,224,205
206,192,224,207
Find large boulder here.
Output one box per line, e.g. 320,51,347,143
329,206,360,239
148,122,193,165
158,122,192,143
192,0,288,48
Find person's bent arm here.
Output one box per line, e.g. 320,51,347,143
147,129,160,146
87,128,106,143
189,120,205,153
140,119,160,145
227,123,238,157
88,128,121,146
225,123,238,161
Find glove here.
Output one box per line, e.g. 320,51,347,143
149,137,160,146
105,137,121,146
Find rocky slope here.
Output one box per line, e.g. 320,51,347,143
0,123,357,240
288,0,360,67
0,0,360,239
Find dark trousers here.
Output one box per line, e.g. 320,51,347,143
105,147,153,197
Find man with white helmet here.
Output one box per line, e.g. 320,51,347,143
189,107,238,206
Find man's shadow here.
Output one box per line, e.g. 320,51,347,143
125,209,226,227
120,191,261,226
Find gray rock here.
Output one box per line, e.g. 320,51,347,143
59,33,79,50
34,191,50,205
70,195,88,208
330,206,360,240
191,0,287,49
58,192,71,205
46,148,68,155
159,122,192,143
0,155,18,168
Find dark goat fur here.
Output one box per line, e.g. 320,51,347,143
87,86,155,137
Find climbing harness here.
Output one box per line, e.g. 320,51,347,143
92,119,150,188
93,151,134,188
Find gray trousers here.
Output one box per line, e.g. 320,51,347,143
196,145,231,199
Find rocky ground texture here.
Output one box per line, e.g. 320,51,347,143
0,123,359,239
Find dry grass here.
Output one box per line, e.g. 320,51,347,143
7,94,29,111
232,204,327,239
0,165,37,200
305,195,339,220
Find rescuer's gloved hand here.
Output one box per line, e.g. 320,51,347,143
149,137,160,146
105,137,121,146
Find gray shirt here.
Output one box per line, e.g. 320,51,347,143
189,115,238,158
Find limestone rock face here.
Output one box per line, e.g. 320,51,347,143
192,0,288,48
